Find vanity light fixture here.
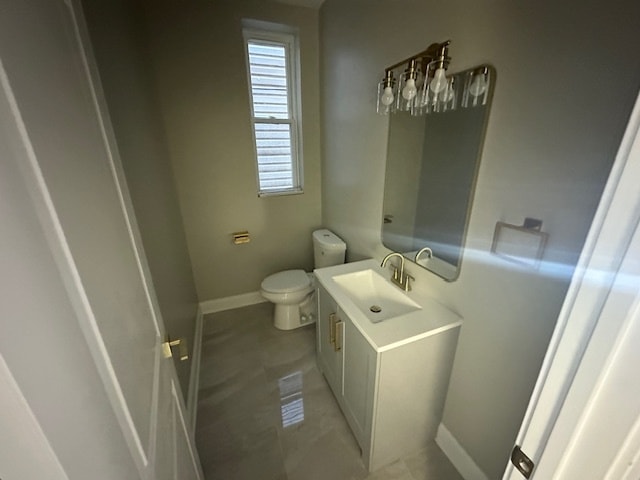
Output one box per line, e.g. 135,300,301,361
377,40,453,116
377,42,493,115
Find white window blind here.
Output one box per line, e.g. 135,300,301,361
244,27,302,195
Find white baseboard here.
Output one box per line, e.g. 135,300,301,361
436,423,489,480
187,306,203,432
199,291,267,315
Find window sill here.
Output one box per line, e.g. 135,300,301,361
258,188,304,198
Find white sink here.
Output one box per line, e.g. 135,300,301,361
315,259,463,352
332,269,422,323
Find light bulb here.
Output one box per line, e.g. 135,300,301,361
430,68,447,94
402,78,417,100
469,73,487,97
439,85,454,102
381,86,395,106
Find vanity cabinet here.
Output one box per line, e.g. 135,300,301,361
315,283,460,472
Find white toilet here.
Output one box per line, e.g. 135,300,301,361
261,229,346,330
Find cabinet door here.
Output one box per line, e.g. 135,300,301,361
342,315,376,449
316,285,344,397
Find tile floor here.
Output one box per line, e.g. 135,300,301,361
196,302,464,480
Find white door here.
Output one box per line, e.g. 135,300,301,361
0,1,202,478
502,91,640,478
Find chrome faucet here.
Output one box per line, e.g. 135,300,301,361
415,247,433,263
381,252,414,291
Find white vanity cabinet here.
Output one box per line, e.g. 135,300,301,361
315,273,461,472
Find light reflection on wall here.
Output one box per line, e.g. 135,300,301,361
278,371,305,428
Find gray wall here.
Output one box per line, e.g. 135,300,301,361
320,0,640,477
81,0,199,398
143,0,323,302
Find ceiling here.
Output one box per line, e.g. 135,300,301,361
269,0,326,9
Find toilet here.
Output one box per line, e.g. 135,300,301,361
261,229,346,330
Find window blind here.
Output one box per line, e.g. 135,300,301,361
247,41,298,193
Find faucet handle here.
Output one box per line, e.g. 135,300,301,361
392,266,400,281
403,274,415,291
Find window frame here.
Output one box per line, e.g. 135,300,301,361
242,23,304,197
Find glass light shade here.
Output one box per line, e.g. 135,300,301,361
418,65,439,114
440,88,453,102
396,69,420,112
418,71,456,115
377,80,395,115
469,73,487,97
439,77,457,111
462,68,490,108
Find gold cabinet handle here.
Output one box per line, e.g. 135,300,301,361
334,320,343,352
329,313,337,345
162,337,189,361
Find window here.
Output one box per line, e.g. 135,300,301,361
243,24,303,196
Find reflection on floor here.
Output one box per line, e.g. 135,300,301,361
196,302,464,480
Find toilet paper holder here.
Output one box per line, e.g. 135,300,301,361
232,231,250,244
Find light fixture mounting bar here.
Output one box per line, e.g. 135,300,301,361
383,40,451,75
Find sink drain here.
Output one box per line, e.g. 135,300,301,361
370,305,382,313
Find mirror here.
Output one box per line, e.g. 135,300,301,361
382,65,495,281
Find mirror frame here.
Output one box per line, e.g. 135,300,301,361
381,64,496,281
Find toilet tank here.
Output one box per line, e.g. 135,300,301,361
313,229,346,268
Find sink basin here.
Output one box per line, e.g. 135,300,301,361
332,269,422,323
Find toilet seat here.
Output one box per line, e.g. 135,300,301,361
261,269,311,294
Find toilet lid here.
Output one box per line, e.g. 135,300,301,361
262,270,311,293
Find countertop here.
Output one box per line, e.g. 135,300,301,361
314,259,463,353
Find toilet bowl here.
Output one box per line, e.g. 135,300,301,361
261,229,346,330
261,270,315,330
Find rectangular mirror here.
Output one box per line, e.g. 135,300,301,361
382,65,495,281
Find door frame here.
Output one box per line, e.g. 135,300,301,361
503,90,640,478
